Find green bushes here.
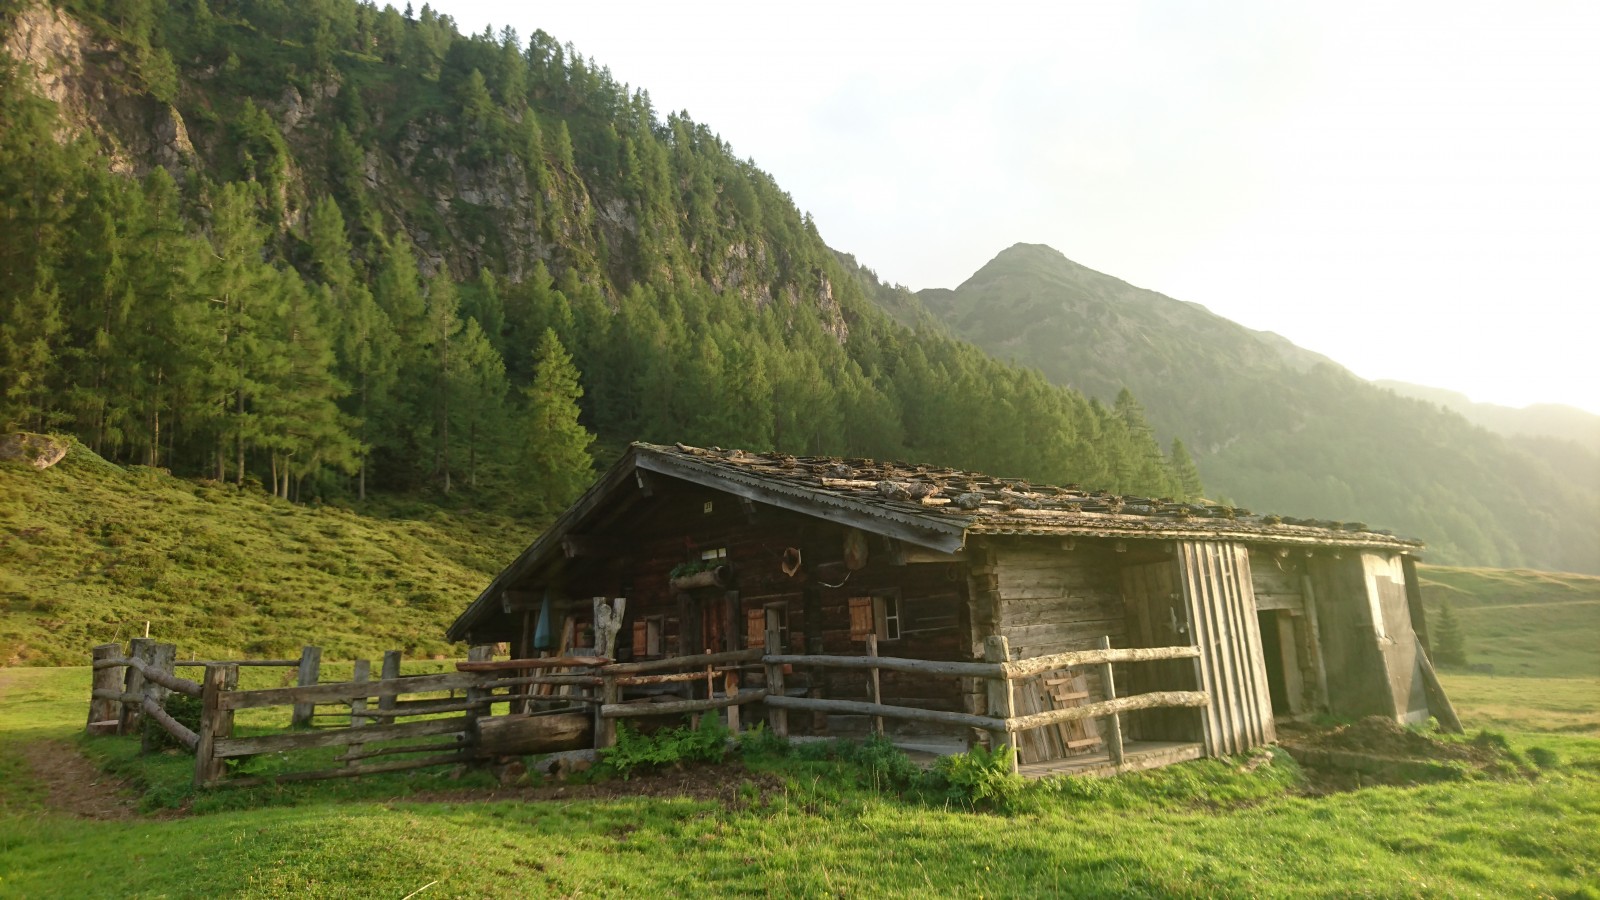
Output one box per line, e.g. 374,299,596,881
600,717,732,779
930,744,1023,809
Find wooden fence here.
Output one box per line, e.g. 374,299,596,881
86,634,1207,787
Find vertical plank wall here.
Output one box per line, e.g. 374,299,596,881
1176,541,1276,756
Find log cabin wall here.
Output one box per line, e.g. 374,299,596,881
552,479,971,736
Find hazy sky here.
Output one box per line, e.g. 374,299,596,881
434,1,1600,414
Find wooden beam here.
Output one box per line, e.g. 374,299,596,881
635,452,967,553
193,663,238,788
985,636,1017,771
890,542,967,565
601,648,761,675
290,646,321,728
214,716,471,759
765,695,998,732
1005,691,1209,734
87,644,124,730
601,690,766,719
1096,636,1124,767
141,695,198,751
1001,645,1200,680
221,752,471,788
221,672,484,711
455,656,611,672
763,654,1000,679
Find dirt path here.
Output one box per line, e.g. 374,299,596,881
14,738,142,820
0,672,143,820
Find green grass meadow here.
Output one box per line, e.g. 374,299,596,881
2,460,1598,897
2,665,1598,898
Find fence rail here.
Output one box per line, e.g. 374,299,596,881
87,633,1207,787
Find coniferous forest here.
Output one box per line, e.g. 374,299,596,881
0,0,1200,514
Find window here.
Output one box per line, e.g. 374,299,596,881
746,603,788,649
631,615,665,658
701,547,727,561
850,590,901,642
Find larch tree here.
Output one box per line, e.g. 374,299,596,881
521,328,594,515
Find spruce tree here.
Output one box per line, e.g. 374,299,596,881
1433,601,1468,667
1170,438,1205,501
522,329,594,515
451,317,507,490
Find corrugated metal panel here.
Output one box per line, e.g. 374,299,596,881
1177,541,1276,756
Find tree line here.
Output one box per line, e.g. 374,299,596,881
0,0,1204,513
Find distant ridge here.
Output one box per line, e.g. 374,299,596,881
906,243,1600,573
1374,381,1600,449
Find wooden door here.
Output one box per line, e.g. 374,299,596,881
1121,558,1200,742
1175,541,1276,756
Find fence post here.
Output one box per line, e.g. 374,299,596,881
140,642,177,754
291,646,321,728
379,649,401,713
87,643,123,733
984,635,1018,773
597,670,618,749
347,659,370,768
1097,636,1125,768
465,677,487,763
724,668,741,734
193,663,238,788
119,637,156,735
763,628,787,738
865,635,885,738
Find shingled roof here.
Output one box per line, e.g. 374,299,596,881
447,442,1422,641
641,442,1422,551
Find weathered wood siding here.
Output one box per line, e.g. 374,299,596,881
1362,552,1431,724
1121,559,1202,743
991,543,1128,661
1247,549,1306,612
1175,541,1276,756
985,541,1127,761
1307,554,1395,719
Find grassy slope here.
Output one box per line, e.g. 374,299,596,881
0,442,531,665
1419,564,1600,737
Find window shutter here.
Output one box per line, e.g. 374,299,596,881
746,608,766,648
632,620,648,657
849,596,874,641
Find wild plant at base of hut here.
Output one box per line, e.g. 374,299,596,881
600,716,731,779
736,721,789,758
931,745,1023,810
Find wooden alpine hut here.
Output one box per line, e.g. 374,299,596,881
447,443,1454,776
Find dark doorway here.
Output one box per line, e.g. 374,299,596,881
1257,611,1291,715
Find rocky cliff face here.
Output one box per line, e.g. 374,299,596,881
2,2,850,342
4,5,195,176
